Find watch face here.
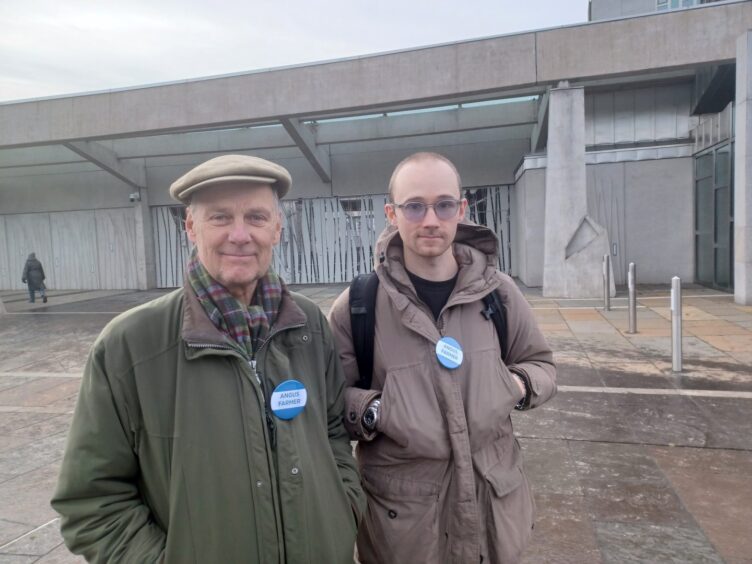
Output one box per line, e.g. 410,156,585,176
364,409,376,429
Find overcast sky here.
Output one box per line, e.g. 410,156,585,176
0,0,589,104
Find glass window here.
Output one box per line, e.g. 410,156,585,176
715,146,730,188
696,234,714,285
715,247,731,288
696,177,714,235
657,0,669,9
715,187,730,248
696,153,713,180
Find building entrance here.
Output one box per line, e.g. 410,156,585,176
695,142,733,291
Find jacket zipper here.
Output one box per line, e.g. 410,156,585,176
251,322,306,449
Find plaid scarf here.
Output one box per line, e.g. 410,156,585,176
187,247,283,358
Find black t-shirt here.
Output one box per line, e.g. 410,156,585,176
407,270,458,320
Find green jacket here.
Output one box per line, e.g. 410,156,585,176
52,284,365,563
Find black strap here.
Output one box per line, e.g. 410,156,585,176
481,290,509,362
349,272,380,389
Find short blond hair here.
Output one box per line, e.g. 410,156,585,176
387,152,462,201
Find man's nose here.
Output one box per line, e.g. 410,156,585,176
227,220,252,243
421,205,441,226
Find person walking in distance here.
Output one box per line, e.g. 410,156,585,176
21,252,47,303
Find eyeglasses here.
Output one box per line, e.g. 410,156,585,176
390,199,462,222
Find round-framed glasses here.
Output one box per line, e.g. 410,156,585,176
390,199,462,222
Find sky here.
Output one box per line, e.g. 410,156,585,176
0,0,589,104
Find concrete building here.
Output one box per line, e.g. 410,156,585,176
0,0,750,303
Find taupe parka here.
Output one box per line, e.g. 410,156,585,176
328,221,557,564
52,284,365,563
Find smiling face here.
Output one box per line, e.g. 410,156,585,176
385,157,466,276
186,183,282,304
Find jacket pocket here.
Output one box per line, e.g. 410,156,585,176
378,363,450,459
482,460,534,564
358,468,440,564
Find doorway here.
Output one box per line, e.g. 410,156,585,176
695,142,733,291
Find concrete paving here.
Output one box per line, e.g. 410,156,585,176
0,283,750,563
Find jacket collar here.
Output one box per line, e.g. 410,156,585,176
181,277,307,349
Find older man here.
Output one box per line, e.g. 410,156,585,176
52,155,365,563
328,152,557,564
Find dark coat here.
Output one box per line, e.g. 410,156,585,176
22,253,46,290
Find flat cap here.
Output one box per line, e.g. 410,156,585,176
169,154,292,203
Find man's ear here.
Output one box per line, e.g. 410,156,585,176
185,208,197,243
459,197,468,218
384,203,397,226
273,211,283,245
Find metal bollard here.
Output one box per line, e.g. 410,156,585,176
603,254,611,311
627,262,637,334
671,276,682,372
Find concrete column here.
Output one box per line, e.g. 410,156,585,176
734,31,752,305
543,84,612,298
133,187,157,290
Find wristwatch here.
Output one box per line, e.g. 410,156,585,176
362,399,381,431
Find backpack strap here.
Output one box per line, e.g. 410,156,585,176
481,289,509,362
349,272,380,389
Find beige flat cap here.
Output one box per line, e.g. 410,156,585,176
169,154,292,203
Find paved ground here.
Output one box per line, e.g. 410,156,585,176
0,283,750,563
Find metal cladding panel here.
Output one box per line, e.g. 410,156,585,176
152,206,190,289
4,213,54,290
593,93,616,146
50,211,99,289
633,88,656,143
95,208,138,289
587,163,627,285
613,90,635,144
654,86,678,141
0,217,10,289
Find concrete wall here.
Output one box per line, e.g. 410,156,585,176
513,167,546,286
0,167,135,213
514,156,693,287
2,2,750,148
0,133,529,210
590,0,656,21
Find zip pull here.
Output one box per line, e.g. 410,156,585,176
250,359,261,385
265,408,277,449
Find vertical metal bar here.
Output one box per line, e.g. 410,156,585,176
603,254,611,311
671,276,682,372
627,262,637,334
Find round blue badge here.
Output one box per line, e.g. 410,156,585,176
435,337,464,369
270,380,308,420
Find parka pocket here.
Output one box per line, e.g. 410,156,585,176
358,468,441,564
482,460,535,563
378,363,450,459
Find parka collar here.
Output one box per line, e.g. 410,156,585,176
374,220,504,310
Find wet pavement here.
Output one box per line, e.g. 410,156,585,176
0,283,750,563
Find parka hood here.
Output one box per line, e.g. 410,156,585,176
373,219,504,306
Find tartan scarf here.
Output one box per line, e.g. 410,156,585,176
186,247,283,358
